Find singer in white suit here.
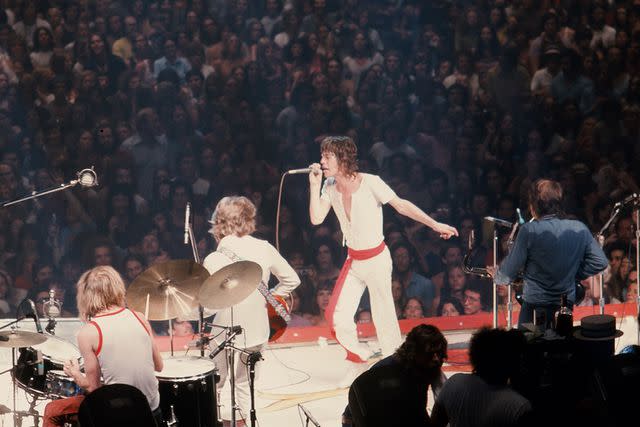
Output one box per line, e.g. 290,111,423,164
204,196,300,424
308,136,458,365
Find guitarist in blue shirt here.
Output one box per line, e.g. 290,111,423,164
487,179,608,330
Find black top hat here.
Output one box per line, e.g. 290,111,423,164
573,314,623,341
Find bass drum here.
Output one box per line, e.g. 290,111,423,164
13,334,82,397
156,356,219,427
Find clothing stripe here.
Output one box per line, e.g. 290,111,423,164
129,309,151,336
326,241,386,363
89,321,103,356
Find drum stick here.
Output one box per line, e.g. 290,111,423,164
145,294,150,319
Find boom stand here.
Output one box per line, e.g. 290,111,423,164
247,351,262,427
596,205,623,315
185,210,208,357
209,320,260,426
492,227,498,328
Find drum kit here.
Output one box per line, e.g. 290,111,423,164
125,258,271,427
0,258,273,427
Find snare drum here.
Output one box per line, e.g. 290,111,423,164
13,334,82,397
156,357,218,427
46,370,83,398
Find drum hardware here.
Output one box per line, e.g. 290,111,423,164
484,216,519,329
208,324,261,427
42,290,62,335
0,319,50,427
156,357,219,427
596,197,629,316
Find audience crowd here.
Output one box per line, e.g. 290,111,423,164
0,0,639,329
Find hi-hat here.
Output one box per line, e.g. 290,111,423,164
127,260,210,321
198,261,263,309
0,330,47,348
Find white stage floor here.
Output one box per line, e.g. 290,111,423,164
0,315,637,427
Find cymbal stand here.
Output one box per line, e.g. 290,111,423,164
492,227,498,328
596,205,622,315
184,203,207,357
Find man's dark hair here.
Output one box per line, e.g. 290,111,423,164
395,324,447,367
469,327,526,385
529,179,564,217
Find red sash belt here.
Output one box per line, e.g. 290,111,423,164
326,241,386,363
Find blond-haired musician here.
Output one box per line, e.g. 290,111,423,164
43,266,163,426
206,196,300,424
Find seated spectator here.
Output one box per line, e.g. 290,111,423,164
463,278,490,316
402,297,425,319
431,327,531,427
391,241,435,316
153,37,192,84
311,237,341,284
437,297,464,317
356,309,372,324
0,269,13,315
288,288,313,327
122,253,146,286
305,279,333,326
391,275,404,318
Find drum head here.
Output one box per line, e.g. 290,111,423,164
156,357,216,381
32,335,81,365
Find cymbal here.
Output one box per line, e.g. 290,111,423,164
127,260,210,321
198,261,263,310
0,330,47,348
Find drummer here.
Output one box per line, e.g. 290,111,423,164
205,196,300,425
43,266,164,427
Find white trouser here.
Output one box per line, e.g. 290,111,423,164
213,343,264,422
332,247,402,361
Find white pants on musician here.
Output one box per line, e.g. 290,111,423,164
213,343,264,422
332,248,402,361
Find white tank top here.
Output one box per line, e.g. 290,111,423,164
91,308,160,410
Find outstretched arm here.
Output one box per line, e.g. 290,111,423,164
387,197,458,239
308,163,331,225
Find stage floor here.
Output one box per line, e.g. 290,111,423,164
0,316,636,427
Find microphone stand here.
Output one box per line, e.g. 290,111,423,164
184,210,207,357
247,351,262,427
209,325,251,427
492,226,498,328
596,204,623,315
1,169,97,208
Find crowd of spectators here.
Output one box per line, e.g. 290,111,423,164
0,0,639,328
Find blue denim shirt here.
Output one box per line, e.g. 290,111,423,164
495,217,608,305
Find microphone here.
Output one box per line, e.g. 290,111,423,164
516,208,525,225
298,404,321,427
184,202,191,245
43,290,61,334
75,168,98,187
22,299,43,333
208,339,227,359
483,216,513,228
286,168,312,175
208,325,243,359
614,193,639,208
